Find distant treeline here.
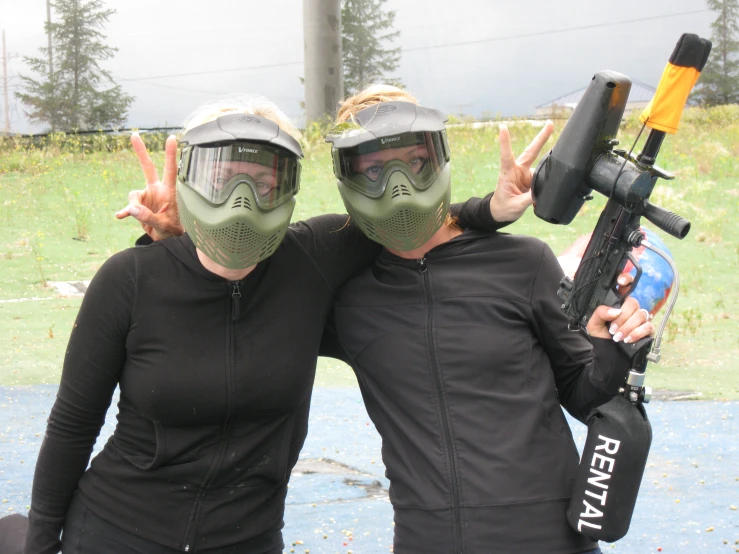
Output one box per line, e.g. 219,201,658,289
0,128,180,154
2,105,737,155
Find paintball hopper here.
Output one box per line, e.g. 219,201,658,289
532,70,631,226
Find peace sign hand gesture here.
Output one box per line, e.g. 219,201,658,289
489,120,554,223
115,133,185,241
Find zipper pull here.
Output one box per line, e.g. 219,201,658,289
231,281,241,320
417,257,428,273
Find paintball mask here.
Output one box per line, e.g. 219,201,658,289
326,101,452,251
177,113,303,269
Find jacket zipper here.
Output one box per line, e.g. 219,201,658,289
419,258,464,553
181,281,240,551
232,281,241,320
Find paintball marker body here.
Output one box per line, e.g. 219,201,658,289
530,33,711,542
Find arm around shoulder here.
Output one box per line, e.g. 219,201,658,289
289,214,382,291
450,192,513,233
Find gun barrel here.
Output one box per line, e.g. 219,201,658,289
643,202,691,239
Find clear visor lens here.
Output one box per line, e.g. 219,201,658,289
334,131,449,198
182,143,300,209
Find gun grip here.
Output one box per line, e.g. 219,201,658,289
618,336,653,371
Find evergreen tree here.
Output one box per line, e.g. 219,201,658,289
16,0,133,131
342,0,402,94
693,0,739,106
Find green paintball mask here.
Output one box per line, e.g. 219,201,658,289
177,113,303,269
326,102,452,251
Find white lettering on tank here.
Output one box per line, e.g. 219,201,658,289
577,434,620,533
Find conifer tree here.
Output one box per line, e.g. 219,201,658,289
16,0,133,131
693,0,739,106
342,0,402,94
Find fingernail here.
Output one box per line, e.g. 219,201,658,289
128,205,140,217
617,276,628,285
607,308,622,318
623,336,633,344
131,131,139,138
613,332,623,343
609,323,618,335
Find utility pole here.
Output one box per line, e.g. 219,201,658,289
46,0,55,131
303,0,343,123
2,30,9,135
46,0,53,80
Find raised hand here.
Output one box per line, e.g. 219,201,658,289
115,133,184,241
489,120,554,222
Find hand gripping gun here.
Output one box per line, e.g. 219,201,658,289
531,34,711,542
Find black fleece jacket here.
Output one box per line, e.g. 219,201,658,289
24,198,504,554
323,230,632,554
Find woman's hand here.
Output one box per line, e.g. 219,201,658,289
489,120,554,223
115,133,184,241
587,274,655,343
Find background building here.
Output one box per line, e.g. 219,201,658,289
535,80,657,118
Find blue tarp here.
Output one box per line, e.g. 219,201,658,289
1,386,737,553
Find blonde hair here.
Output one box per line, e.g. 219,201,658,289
182,94,301,141
336,84,419,124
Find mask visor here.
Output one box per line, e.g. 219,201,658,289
180,142,301,209
332,131,450,198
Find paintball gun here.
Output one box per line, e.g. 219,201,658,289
530,33,712,542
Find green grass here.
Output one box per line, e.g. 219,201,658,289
1,107,738,397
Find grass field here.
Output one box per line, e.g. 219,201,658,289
1,106,738,397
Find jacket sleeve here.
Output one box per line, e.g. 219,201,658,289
318,310,351,362
529,242,632,423
25,251,136,554
135,234,154,246
288,214,383,291
449,192,512,232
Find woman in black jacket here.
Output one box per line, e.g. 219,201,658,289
11,94,542,554
321,85,655,554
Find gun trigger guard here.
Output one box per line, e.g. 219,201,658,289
624,251,642,297
608,251,642,306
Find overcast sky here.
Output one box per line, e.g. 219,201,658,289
0,0,714,134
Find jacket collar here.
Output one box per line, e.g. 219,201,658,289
377,229,498,268
161,233,269,283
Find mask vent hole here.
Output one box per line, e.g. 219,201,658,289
231,197,252,211
390,184,412,198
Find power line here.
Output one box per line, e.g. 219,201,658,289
119,60,304,83
127,81,303,105
115,9,710,83
125,80,235,96
402,9,711,52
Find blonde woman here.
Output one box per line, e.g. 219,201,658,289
320,85,654,554
16,94,541,554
